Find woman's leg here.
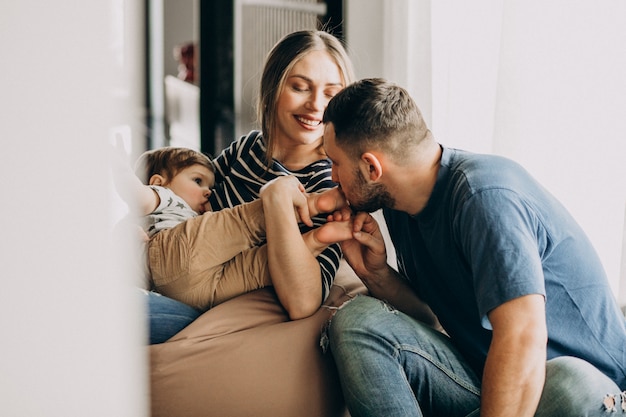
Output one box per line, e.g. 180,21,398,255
329,295,481,417
142,289,201,344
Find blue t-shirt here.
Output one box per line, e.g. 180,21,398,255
384,146,626,388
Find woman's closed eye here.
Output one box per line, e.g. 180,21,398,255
324,87,342,99
291,83,310,93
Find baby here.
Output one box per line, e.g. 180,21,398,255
113,146,352,311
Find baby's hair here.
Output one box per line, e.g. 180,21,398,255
134,147,213,184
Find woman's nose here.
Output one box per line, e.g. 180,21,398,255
306,89,326,111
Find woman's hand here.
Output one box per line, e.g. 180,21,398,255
260,176,313,227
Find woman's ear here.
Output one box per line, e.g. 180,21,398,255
148,174,165,186
361,152,383,181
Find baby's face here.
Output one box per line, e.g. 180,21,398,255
167,164,215,214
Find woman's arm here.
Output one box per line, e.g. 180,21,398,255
261,178,324,319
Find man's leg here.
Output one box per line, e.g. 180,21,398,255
329,295,481,417
536,356,624,417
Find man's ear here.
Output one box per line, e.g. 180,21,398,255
148,174,165,186
361,152,383,181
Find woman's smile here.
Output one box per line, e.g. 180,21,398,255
295,115,322,129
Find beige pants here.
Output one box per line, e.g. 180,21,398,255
148,199,272,310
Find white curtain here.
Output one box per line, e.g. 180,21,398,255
347,0,626,299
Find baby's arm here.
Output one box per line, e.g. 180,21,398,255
111,142,160,215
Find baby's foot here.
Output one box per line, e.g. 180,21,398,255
314,219,354,245
311,187,347,215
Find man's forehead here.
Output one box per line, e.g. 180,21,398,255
323,122,335,137
322,126,337,154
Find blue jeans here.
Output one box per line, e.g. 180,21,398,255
141,289,201,344
329,295,623,417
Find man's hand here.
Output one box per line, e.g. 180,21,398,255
339,211,388,279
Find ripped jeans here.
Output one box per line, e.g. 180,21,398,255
329,295,623,417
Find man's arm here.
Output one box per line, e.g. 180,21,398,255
340,212,441,329
481,294,547,417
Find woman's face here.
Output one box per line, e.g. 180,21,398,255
274,49,344,151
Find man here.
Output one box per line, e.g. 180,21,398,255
321,78,626,417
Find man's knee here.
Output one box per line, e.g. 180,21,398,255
537,356,622,416
328,295,399,352
332,295,386,326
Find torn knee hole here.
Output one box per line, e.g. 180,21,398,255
602,391,626,412
319,298,354,354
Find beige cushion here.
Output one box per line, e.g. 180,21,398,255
150,260,366,417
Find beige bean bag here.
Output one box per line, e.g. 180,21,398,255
150,259,366,417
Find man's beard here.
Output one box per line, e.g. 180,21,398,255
348,169,395,213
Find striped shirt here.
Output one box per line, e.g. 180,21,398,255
208,130,340,301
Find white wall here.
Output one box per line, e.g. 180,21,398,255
492,1,626,298
345,0,626,298
0,1,148,416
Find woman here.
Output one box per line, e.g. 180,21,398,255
147,29,355,343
